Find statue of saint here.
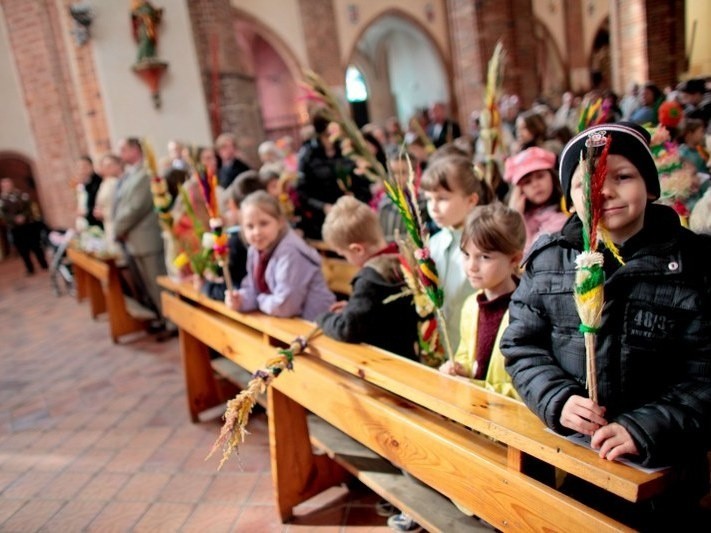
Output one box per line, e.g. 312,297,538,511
131,0,163,63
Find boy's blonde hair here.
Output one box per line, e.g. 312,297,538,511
420,155,494,205
322,196,383,250
461,203,525,257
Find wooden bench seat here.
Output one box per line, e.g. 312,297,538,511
159,276,671,531
307,415,489,532
68,248,154,343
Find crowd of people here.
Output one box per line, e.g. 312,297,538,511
2,76,711,529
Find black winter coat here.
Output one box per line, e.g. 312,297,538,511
296,137,371,239
317,252,419,360
502,204,711,469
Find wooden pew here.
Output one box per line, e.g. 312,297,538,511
160,276,672,532
68,248,153,343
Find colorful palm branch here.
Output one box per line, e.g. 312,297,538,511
479,40,506,188
383,154,452,364
301,69,388,184
573,131,620,404
577,97,603,133
194,165,232,290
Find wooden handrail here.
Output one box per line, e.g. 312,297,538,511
158,276,669,503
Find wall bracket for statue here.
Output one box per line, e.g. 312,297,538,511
130,0,168,109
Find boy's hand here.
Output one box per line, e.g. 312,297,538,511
329,300,348,313
560,395,607,435
591,423,639,461
439,360,466,376
225,289,241,311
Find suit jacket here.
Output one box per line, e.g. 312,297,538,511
113,163,163,257
426,119,461,147
218,158,251,189
84,172,103,228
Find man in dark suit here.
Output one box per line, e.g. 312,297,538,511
215,133,251,189
426,101,461,148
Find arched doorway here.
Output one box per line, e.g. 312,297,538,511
233,15,305,143
346,13,450,127
345,65,370,128
590,19,611,91
533,20,567,103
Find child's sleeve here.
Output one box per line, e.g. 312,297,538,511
317,275,372,342
256,253,311,317
501,267,587,434
453,295,476,377
614,321,711,467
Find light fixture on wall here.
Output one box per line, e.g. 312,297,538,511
69,1,93,46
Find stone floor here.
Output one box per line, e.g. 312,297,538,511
0,257,393,532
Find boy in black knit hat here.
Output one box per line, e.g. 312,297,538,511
501,122,711,528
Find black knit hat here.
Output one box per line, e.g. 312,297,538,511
559,122,660,204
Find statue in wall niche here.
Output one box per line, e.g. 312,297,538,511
130,0,168,108
131,0,163,63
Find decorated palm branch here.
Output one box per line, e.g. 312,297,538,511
382,153,453,365
479,40,506,189
407,115,436,156
207,326,321,469
301,69,388,184
650,126,700,221
144,138,172,230
195,164,232,291
144,138,183,274
577,97,603,133
173,185,212,276
573,130,621,404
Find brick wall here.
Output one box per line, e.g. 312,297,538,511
611,0,684,94
1,0,88,228
610,0,647,92
187,0,264,162
447,0,539,124
447,0,484,130
644,0,685,89
297,0,342,86
59,0,111,159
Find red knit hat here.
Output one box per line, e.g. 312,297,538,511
658,100,684,128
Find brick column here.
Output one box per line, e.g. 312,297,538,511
644,0,685,89
187,0,264,160
447,0,539,122
59,0,111,158
297,0,342,86
610,0,685,93
1,0,88,228
563,0,589,92
447,0,484,130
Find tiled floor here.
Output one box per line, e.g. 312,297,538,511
0,257,392,532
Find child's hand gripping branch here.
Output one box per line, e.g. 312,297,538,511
225,289,242,311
